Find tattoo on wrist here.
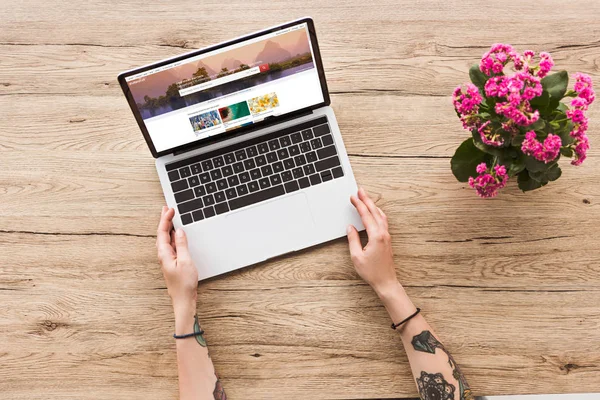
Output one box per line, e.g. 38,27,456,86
412,330,472,400
193,314,207,347
213,373,227,400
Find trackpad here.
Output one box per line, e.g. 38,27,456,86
225,193,316,262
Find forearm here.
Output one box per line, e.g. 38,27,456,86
174,302,226,400
379,283,472,400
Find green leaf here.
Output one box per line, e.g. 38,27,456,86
560,147,574,157
469,64,488,93
541,70,569,100
528,118,546,132
451,138,489,182
507,158,525,177
518,170,547,192
530,90,550,110
556,120,575,146
546,163,562,181
557,102,568,112
524,155,554,173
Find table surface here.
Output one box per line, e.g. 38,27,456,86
1,1,600,399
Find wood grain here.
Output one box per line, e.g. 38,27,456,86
1,0,600,399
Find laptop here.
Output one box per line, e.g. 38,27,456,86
118,17,364,280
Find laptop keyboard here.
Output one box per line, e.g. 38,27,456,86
165,116,344,225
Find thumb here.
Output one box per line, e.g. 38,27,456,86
346,225,363,259
174,228,191,259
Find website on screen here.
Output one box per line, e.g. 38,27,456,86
125,23,324,153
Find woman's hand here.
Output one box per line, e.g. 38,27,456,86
156,207,198,320
346,188,400,299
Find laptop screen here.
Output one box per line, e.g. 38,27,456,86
122,21,326,155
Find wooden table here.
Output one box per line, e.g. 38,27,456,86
2,1,600,398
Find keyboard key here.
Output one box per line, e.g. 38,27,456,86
261,164,273,176
273,162,284,173
291,132,302,143
288,145,300,156
321,134,334,147
192,209,204,222
191,163,202,174
279,135,291,147
281,171,293,182
188,176,200,187
194,186,206,197
244,158,256,170
310,138,323,150
246,146,258,157
215,202,229,215
270,174,282,185
213,156,225,168
202,159,213,171
179,166,191,178
227,175,240,187
229,185,286,211
171,179,188,193
313,124,331,136
321,170,333,182
175,189,194,203
216,179,228,191
277,148,289,159
332,166,344,178
248,181,260,192
292,167,304,179
259,177,271,189
257,142,269,154
294,154,307,166
224,153,236,164
181,213,193,225
214,191,226,203
178,198,203,214
315,156,341,172
236,184,249,196
283,158,295,170
240,172,251,183
306,152,317,163
300,142,311,153
235,150,247,161
233,162,244,173
250,168,262,180
199,172,211,184
203,194,215,206
222,165,233,176
168,170,180,182
255,155,267,167
309,173,322,185
268,139,280,151
204,206,216,218
284,180,300,193
225,188,237,199
298,177,310,188
206,182,217,194
210,169,222,180
301,129,313,140
317,145,337,160
266,151,278,163
303,164,316,175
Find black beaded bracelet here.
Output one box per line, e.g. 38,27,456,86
173,330,205,339
391,308,421,330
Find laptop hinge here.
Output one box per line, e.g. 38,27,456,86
173,109,315,157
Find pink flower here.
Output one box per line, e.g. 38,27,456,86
480,43,521,76
478,121,504,147
468,162,509,198
573,73,596,105
537,52,554,78
521,131,562,163
453,84,483,130
485,71,542,127
572,134,590,166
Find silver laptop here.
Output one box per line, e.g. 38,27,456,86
118,17,364,280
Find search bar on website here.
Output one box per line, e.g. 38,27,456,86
179,66,264,96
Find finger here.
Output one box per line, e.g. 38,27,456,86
174,228,191,261
350,194,378,236
358,187,384,226
157,208,176,260
377,207,388,230
346,225,363,259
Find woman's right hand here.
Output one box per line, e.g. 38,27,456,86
346,188,400,299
